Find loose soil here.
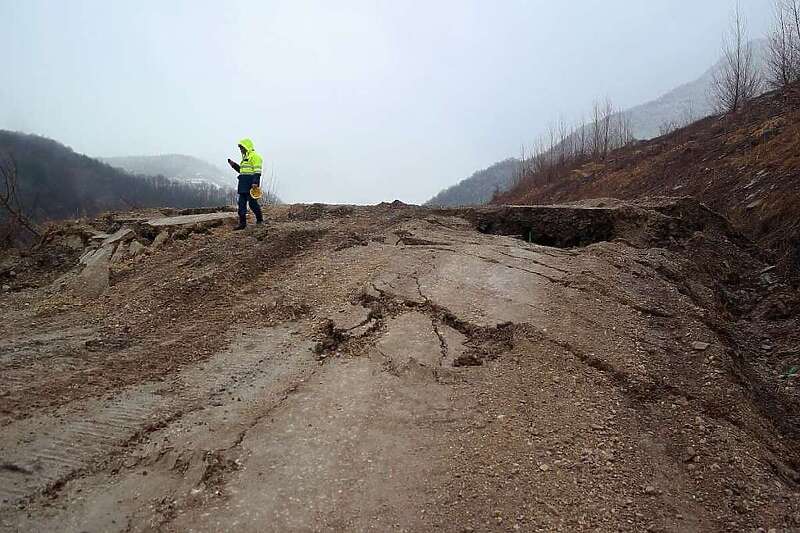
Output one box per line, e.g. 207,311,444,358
0,200,798,532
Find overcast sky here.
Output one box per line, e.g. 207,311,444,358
0,0,772,204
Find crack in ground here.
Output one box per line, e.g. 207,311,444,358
493,249,571,274
414,274,430,305
431,318,448,366
411,245,568,285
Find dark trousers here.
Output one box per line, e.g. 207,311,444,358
237,193,263,226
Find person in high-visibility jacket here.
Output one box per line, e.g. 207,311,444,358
227,138,264,230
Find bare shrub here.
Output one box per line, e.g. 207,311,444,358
711,2,763,113
766,0,800,89
514,98,634,190
658,102,701,136
0,153,39,247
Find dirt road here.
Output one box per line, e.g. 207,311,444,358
1,200,798,531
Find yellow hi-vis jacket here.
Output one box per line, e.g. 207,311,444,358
238,138,263,175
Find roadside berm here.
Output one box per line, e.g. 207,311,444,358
0,198,798,531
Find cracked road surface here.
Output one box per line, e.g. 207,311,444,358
1,201,799,531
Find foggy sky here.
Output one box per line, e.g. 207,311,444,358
0,0,772,204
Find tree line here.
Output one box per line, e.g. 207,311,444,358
0,130,231,245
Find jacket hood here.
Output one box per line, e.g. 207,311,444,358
238,138,255,154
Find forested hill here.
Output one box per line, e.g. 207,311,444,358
0,131,231,222
425,158,519,206
101,154,232,189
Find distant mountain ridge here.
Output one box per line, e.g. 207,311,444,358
101,154,233,190
427,39,769,206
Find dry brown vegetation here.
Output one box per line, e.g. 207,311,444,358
495,82,800,274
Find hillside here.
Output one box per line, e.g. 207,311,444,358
427,40,768,207
0,131,230,224
1,200,798,530
425,158,519,206
101,154,232,190
624,39,768,139
496,82,800,273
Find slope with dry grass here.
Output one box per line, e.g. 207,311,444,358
496,83,800,273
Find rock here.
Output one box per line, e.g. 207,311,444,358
644,485,658,495
331,304,371,333
539,464,550,472
89,232,111,242
147,212,237,228
129,241,146,257
361,284,381,301
101,228,135,247
347,319,376,339
152,232,169,248
72,244,114,297
691,341,710,351
64,234,85,250
79,248,99,265
111,242,128,263
1,284,10,292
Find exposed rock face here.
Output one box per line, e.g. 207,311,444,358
331,304,372,334
101,228,135,247
110,242,128,264
71,244,114,297
63,234,85,251
129,241,146,257
147,212,237,228
151,231,169,248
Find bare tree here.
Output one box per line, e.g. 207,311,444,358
265,165,281,206
788,0,800,55
658,101,701,136
511,95,636,190
767,0,800,88
711,2,763,113
0,154,39,244
590,98,614,158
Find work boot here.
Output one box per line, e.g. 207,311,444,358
233,225,246,231
256,220,264,225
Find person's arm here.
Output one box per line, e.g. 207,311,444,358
227,158,240,173
251,173,261,187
